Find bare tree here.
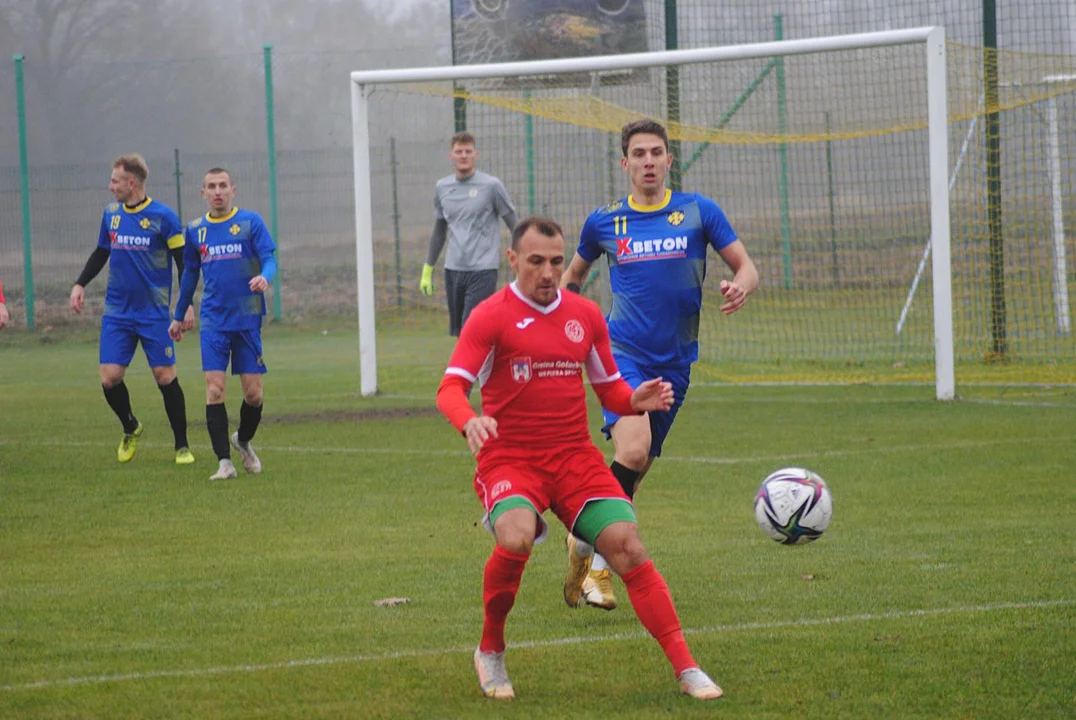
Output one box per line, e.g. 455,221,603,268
0,0,195,160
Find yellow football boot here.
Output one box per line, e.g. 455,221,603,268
117,423,144,463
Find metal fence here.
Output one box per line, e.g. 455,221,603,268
0,0,1073,337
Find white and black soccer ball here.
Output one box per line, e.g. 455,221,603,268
754,467,833,545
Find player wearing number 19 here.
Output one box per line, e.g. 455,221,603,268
170,168,276,481
69,154,195,465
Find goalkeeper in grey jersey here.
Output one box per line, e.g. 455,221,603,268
421,131,518,336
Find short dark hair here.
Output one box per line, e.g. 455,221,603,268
621,118,669,156
511,216,564,250
113,154,149,185
450,131,476,148
204,167,232,183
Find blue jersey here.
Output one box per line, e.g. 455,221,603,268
576,189,738,366
95,197,184,321
174,208,277,332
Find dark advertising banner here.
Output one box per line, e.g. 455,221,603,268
451,0,649,86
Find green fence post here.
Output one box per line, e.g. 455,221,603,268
14,54,34,331
664,0,682,191
825,112,839,286
680,58,777,175
449,1,466,131
524,92,536,215
983,0,1006,357
775,14,793,290
173,148,183,221
263,43,282,321
390,137,403,310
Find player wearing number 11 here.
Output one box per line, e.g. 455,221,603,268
560,118,759,611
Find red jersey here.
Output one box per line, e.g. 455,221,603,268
437,283,636,451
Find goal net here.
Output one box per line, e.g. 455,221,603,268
350,27,1076,399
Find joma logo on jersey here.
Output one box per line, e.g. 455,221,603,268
615,235,689,259
490,480,512,498
110,234,152,247
207,243,244,257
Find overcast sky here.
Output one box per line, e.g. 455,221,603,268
356,0,439,25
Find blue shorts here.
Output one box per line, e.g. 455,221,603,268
100,316,176,368
601,356,690,458
200,328,267,375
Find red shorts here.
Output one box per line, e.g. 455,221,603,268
473,443,629,533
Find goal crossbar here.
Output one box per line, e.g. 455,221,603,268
350,27,953,399
350,27,939,85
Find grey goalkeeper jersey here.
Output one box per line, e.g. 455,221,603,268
433,170,516,271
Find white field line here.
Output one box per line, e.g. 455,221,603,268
660,435,1072,466
691,381,1076,388
0,438,473,457
2,599,1071,692
961,397,1076,408
0,434,1069,466
687,396,1075,407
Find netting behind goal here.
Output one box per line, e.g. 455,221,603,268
353,30,1076,396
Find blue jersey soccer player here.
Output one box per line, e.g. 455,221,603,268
560,119,759,611
170,168,277,481
70,154,196,465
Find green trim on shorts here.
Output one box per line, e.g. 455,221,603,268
489,496,538,527
573,499,636,546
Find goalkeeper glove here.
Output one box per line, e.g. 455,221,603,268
420,263,435,296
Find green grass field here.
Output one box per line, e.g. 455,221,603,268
1,324,1074,719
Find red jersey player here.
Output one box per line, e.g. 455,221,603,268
0,280,8,330
436,216,723,702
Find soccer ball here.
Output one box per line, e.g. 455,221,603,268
754,467,833,545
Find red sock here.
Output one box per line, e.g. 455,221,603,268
622,560,696,676
479,545,529,653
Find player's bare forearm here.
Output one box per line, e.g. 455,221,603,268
718,242,759,315
561,254,592,291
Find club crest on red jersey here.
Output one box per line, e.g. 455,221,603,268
510,357,532,383
564,320,585,343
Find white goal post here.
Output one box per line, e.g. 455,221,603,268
350,27,954,400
